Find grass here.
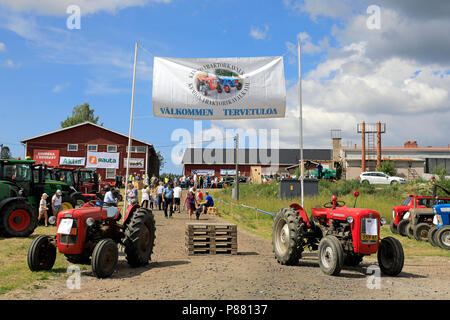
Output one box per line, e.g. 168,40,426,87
210,182,450,258
0,226,90,295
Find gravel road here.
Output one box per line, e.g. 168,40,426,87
3,208,450,300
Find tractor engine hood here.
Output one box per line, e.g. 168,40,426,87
328,207,380,220
57,207,107,221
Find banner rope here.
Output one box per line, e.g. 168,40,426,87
214,198,276,217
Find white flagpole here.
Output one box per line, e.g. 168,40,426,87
298,41,304,208
123,42,138,215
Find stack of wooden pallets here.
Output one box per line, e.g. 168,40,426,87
185,223,237,256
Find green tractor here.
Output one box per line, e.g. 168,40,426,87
0,159,77,237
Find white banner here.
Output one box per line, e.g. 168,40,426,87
152,56,286,119
220,169,236,175
192,169,215,176
124,158,145,169
60,157,85,166
86,152,119,169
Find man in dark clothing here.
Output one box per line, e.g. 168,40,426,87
317,163,323,179
201,191,214,215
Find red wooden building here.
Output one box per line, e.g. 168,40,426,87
21,122,159,182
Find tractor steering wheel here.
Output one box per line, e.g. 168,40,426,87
323,200,346,208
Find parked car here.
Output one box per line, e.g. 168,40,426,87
359,172,406,185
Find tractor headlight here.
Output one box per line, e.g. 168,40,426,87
380,217,387,225
346,216,354,224
403,212,410,220
392,210,396,219
86,217,95,227
48,216,57,225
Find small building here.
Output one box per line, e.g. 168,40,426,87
182,148,332,179
21,122,159,182
342,141,450,180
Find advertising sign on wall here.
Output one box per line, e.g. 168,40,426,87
60,157,85,166
33,149,59,167
152,56,286,120
86,152,119,169
220,169,236,175
192,169,215,176
124,158,145,169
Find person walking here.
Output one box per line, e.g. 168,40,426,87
184,188,197,220
162,183,174,218
173,183,182,213
156,182,164,210
52,190,63,217
38,193,49,227
141,185,150,209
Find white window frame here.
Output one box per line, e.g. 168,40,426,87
127,146,146,153
87,144,98,152
105,168,116,180
67,144,78,152
107,145,117,153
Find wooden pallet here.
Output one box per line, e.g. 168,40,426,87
186,223,237,255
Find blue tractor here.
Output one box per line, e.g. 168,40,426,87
428,203,450,249
218,76,242,93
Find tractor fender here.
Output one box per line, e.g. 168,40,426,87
123,204,141,226
290,203,310,227
0,197,31,212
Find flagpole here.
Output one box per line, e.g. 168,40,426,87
298,41,304,208
123,42,138,215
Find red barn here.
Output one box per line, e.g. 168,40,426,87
21,122,160,182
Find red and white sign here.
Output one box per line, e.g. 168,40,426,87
33,149,60,167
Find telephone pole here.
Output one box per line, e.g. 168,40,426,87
235,134,239,201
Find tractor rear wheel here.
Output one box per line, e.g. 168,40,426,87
27,235,56,271
71,193,88,208
91,238,118,278
397,219,409,237
428,226,439,247
217,85,223,93
61,196,76,211
318,235,344,276
272,207,304,265
344,253,363,266
436,226,450,250
413,223,431,241
123,208,156,267
0,201,37,237
377,237,404,276
237,82,243,90
389,220,398,234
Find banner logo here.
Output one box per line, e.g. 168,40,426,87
88,156,97,165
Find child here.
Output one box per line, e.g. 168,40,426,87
141,186,150,209
38,193,49,227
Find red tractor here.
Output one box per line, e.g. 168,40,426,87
27,200,155,278
196,76,222,96
272,192,404,276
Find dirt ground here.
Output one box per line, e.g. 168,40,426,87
3,207,450,300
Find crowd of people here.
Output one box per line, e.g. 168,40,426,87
120,173,215,221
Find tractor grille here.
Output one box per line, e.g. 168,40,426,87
59,219,78,245
360,217,379,244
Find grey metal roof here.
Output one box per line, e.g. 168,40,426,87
182,148,332,165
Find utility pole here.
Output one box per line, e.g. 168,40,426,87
235,134,239,201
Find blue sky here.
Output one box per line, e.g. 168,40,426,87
1,0,450,173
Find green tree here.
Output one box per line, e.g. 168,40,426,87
61,103,103,128
157,151,166,170
377,160,397,176
0,145,12,159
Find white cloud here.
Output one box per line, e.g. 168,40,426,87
0,0,171,16
0,42,5,51
4,59,17,68
249,25,269,40
52,82,70,93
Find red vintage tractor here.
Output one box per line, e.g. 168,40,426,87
27,200,155,278
272,192,404,276
196,76,222,96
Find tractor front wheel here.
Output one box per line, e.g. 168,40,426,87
318,235,344,276
377,237,404,276
123,208,156,267
436,226,450,250
272,207,304,265
0,201,37,237
428,226,439,247
389,220,398,234
397,219,409,237
91,239,118,278
27,235,56,271
413,223,431,241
